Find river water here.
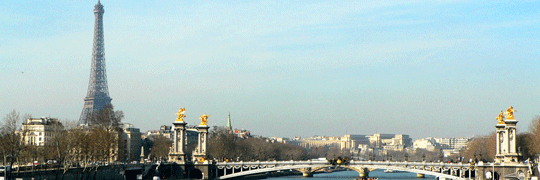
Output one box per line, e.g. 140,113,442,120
266,169,437,180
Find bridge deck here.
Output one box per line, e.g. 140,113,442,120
216,160,472,180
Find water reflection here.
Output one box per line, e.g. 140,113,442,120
266,169,437,180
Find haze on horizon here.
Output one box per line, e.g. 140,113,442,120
1,1,540,140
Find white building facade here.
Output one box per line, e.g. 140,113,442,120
21,117,63,146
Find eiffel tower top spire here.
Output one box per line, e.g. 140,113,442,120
95,0,103,13
79,0,112,125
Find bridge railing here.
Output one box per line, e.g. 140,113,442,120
217,160,470,168
216,160,331,168
349,160,470,168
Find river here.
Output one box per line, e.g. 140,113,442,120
266,169,437,180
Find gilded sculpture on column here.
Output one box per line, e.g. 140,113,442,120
505,106,516,120
496,110,505,124
200,114,209,126
176,108,186,122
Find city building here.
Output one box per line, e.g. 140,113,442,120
412,137,472,157
269,137,290,143
232,129,251,139
341,134,370,150
367,133,412,151
367,134,394,148
288,134,369,150
434,137,471,157
121,123,142,162
290,136,342,149
413,138,440,151
20,117,63,146
145,125,173,139
434,137,471,150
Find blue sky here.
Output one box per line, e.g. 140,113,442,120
1,0,539,139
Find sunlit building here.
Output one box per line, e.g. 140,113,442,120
413,138,440,151
21,117,63,146
412,137,471,157
434,137,471,150
367,133,412,151
288,134,369,150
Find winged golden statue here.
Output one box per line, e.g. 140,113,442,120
505,106,516,120
176,108,186,122
496,110,505,124
200,114,209,126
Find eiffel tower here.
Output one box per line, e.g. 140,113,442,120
79,0,112,125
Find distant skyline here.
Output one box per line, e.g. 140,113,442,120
1,1,540,140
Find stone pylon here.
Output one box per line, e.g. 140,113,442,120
193,124,209,163
495,107,519,163
169,119,187,164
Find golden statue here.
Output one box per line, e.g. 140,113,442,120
176,108,186,122
200,114,209,126
505,106,516,120
496,111,505,124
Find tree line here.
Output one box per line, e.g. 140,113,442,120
207,127,351,162
0,106,130,178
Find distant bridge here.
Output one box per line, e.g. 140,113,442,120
216,160,473,180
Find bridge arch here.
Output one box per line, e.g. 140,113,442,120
216,160,470,180
347,164,465,180
218,164,330,179
188,168,203,179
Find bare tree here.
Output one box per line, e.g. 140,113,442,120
526,116,540,158
41,120,81,179
0,110,28,167
207,127,308,162
71,127,92,167
87,126,120,163
83,104,126,163
148,135,172,161
91,104,123,129
208,127,237,161
463,132,496,162
516,133,533,161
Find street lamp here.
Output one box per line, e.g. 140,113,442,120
404,153,409,161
